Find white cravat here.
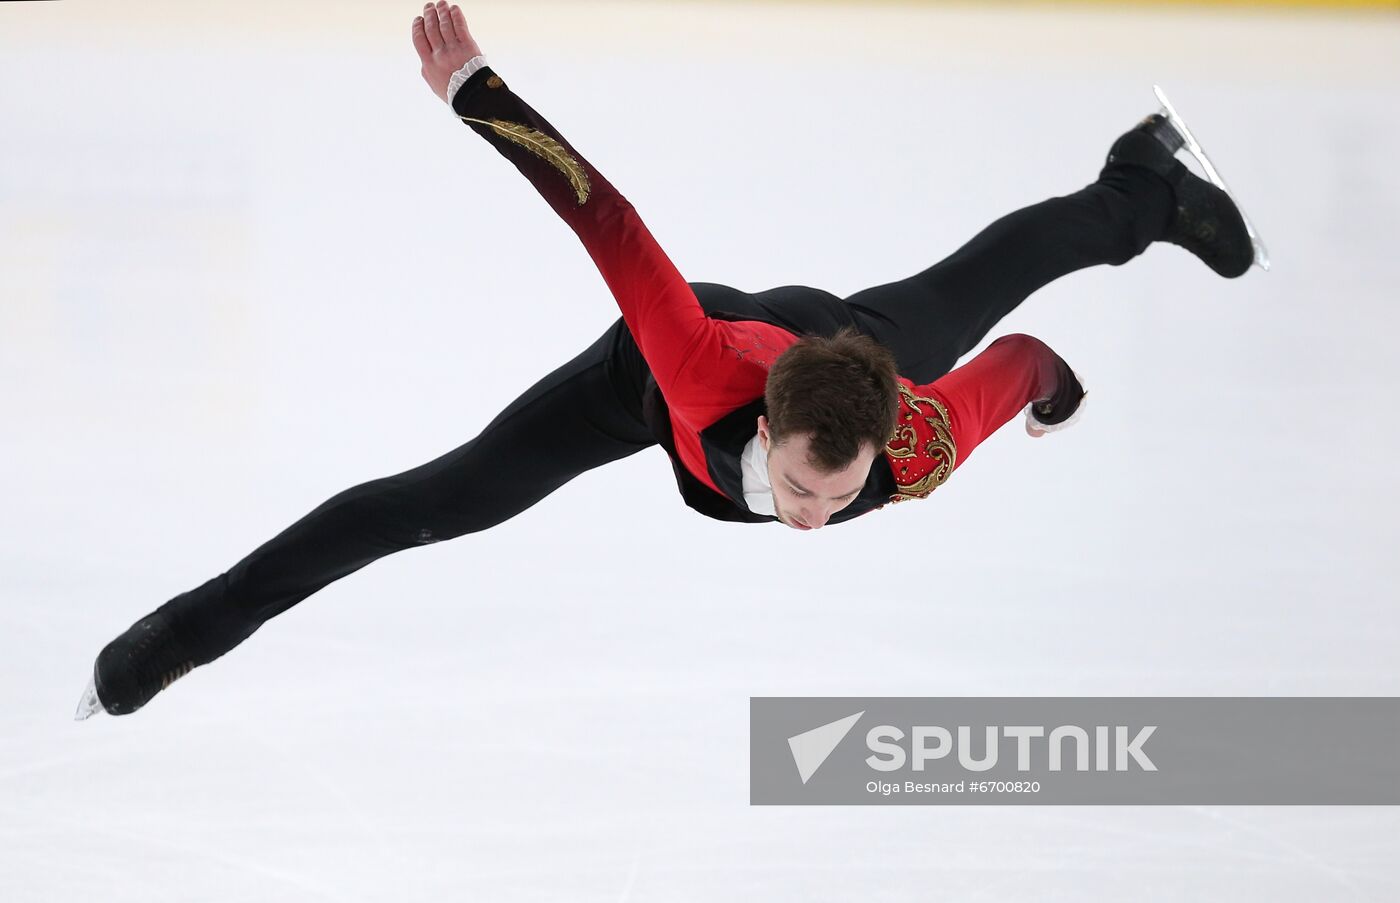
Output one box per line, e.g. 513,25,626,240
740,433,776,516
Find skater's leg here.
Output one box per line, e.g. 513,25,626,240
844,164,1173,383
89,319,655,714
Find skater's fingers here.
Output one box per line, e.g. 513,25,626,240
411,16,432,59
449,5,470,44
422,3,445,50
434,1,458,46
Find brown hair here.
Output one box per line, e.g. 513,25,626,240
764,328,900,472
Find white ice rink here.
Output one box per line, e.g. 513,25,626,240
3,1,1399,899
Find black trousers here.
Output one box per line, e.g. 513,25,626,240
163,165,1172,664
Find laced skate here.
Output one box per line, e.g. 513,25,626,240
76,611,197,719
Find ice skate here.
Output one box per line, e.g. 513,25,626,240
1106,87,1268,278
76,611,197,719
1153,85,1269,273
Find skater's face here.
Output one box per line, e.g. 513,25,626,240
758,416,874,531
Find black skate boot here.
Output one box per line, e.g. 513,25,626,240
75,611,198,718
1106,86,1268,278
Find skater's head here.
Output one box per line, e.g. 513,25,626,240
761,329,899,530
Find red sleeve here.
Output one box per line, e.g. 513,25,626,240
930,334,1080,462
451,66,793,427
886,334,1082,501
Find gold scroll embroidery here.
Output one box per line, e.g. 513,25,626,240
885,383,956,503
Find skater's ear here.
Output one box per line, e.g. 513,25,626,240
757,414,773,452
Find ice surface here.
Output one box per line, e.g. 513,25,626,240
2,1,1399,901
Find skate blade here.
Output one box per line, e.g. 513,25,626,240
73,676,104,721
1153,85,1270,272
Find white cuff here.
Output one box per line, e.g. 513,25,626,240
1025,374,1087,437
447,55,490,106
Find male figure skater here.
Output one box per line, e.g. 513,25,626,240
77,2,1264,718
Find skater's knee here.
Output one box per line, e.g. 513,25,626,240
307,476,449,548
329,458,537,547
365,475,509,545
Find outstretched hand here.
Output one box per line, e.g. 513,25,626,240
412,1,483,103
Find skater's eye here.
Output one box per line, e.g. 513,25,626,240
787,480,859,502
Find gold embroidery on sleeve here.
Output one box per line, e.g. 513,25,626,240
458,116,592,205
885,383,956,503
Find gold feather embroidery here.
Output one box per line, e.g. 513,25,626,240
459,116,591,206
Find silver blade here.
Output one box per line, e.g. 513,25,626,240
73,676,104,721
1153,85,1271,272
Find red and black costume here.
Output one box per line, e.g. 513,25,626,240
148,65,1172,668
451,66,1098,523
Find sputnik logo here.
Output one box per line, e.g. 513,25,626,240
787,711,864,784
